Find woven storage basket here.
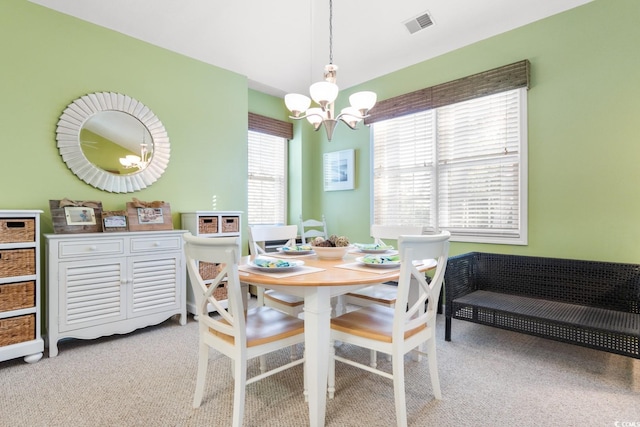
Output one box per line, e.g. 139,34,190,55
0,249,35,278
199,262,228,300
198,217,218,234
0,281,35,311
0,218,35,244
221,216,239,233
0,314,35,347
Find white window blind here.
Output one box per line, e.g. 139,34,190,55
372,88,527,244
247,130,287,225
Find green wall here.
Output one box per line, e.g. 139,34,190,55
1,1,249,243
3,0,640,265
310,0,640,263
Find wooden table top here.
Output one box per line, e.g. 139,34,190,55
238,254,436,287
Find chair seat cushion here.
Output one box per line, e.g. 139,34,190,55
347,283,397,305
211,306,304,347
264,289,304,306
331,305,425,342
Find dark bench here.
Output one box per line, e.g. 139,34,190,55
444,252,640,359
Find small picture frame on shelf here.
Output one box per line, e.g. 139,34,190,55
126,201,173,231
50,199,103,234
64,206,96,226
102,211,128,232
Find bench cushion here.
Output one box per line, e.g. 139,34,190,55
454,290,640,336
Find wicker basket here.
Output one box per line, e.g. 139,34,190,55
0,249,35,278
0,314,35,347
198,217,218,234
213,283,228,301
221,216,239,233
0,219,35,244
199,262,221,280
0,281,35,311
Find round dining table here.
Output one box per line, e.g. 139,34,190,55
238,252,436,427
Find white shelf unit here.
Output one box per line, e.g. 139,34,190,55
0,210,44,364
181,211,242,315
45,230,187,357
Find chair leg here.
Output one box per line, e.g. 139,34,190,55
193,342,209,408
426,338,442,399
259,355,267,374
303,350,308,402
232,354,247,427
392,351,408,427
369,350,377,368
327,339,336,399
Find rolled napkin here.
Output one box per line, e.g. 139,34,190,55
253,258,294,268
362,254,400,264
281,245,313,252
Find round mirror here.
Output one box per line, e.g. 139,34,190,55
56,92,170,193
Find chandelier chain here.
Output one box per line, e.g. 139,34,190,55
329,0,333,64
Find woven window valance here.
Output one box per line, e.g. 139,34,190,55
248,112,293,140
365,60,530,124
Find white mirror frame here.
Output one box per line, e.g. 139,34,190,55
56,92,170,193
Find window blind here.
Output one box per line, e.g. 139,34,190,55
247,130,287,225
372,88,527,244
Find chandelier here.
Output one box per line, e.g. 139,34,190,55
119,130,150,170
284,0,377,141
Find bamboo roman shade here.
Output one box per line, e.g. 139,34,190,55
365,60,530,124
248,113,293,140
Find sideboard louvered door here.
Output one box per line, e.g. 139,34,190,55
45,230,186,357
58,258,126,332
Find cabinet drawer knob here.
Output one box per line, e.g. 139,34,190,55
89,245,97,251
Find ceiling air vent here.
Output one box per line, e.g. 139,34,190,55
404,11,434,35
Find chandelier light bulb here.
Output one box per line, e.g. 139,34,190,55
349,91,377,115
309,81,339,108
305,108,325,131
339,107,363,129
285,94,311,117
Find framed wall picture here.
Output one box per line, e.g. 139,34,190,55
126,201,173,231
102,210,128,232
323,149,355,191
49,199,103,234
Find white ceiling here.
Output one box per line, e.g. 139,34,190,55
29,0,593,97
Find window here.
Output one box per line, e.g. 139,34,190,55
247,130,287,225
372,88,527,244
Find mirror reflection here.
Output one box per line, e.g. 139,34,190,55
80,111,153,175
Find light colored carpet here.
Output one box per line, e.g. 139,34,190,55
1,310,638,427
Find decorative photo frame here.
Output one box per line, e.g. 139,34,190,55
50,199,103,234
102,210,128,232
64,206,96,226
126,200,173,231
323,149,355,191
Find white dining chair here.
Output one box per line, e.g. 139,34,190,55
345,224,425,310
299,214,328,244
183,233,305,427
247,225,305,317
344,225,424,366
328,231,450,427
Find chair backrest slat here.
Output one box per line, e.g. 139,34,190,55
183,233,246,341
248,225,298,255
394,233,450,335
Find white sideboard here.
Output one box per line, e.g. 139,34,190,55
45,230,187,357
181,211,242,314
0,210,44,363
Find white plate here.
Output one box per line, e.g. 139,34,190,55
277,246,315,255
355,256,401,268
248,258,305,272
353,243,395,254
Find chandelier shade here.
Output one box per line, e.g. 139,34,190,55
284,0,376,141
